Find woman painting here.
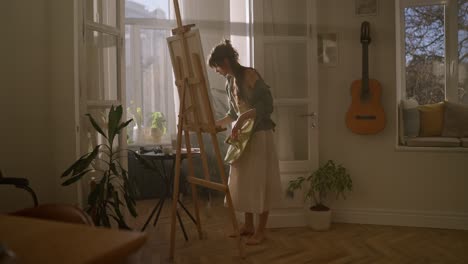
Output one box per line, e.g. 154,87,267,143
208,39,282,245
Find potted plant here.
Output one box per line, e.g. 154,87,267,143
61,105,138,228
149,111,167,141
287,160,352,231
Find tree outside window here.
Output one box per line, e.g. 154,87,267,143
403,1,467,105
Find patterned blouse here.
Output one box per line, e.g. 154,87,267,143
224,71,276,133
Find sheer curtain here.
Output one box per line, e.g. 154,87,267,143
125,0,176,146
124,0,231,146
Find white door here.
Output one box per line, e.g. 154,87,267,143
253,0,319,227
78,0,126,204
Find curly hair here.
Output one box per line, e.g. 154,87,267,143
208,39,239,68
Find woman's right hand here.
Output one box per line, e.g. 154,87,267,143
215,119,225,128
216,116,235,128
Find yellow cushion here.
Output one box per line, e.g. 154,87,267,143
418,102,445,137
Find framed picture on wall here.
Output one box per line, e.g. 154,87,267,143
317,32,339,67
355,0,378,16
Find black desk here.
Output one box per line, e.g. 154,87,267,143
136,149,200,239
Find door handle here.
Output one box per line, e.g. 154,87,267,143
298,112,317,128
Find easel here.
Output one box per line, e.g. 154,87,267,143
167,0,244,259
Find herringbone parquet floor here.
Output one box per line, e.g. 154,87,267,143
130,197,468,264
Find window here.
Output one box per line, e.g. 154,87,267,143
123,0,239,146
396,0,468,150
124,0,177,146
397,0,467,105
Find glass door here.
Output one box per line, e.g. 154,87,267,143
253,0,319,223
78,0,126,204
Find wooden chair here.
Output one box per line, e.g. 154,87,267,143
1,169,93,226
0,169,38,207
11,204,94,226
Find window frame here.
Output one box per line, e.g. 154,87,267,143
395,0,468,151
124,12,178,146
396,0,463,103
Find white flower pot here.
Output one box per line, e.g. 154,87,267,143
306,209,332,231
150,128,164,142
133,127,144,144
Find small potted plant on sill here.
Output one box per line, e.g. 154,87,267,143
287,160,352,231
149,111,167,142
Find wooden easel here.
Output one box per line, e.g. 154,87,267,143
168,0,244,259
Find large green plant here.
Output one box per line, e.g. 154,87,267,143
61,105,138,228
287,160,352,211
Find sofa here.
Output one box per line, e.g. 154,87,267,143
399,99,468,148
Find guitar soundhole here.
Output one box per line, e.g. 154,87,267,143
355,115,376,120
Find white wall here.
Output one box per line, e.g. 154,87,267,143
0,0,79,212
318,0,468,229
48,0,79,205
0,0,54,211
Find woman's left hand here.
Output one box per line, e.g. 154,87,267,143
231,125,240,140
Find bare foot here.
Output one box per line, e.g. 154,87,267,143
245,232,265,245
229,224,254,238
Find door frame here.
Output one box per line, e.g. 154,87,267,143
77,0,127,207
251,0,319,227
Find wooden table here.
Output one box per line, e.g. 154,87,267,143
0,215,147,264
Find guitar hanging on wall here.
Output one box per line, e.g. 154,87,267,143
345,21,386,135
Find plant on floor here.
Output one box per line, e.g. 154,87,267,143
61,105,138,228
287,160,352,211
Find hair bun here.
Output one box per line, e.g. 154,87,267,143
208,38,239,68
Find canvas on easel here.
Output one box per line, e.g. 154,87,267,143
165,0,244,260
167,29,215,132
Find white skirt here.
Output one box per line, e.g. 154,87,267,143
224,130,282,214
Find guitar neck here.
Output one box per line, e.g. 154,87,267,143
362,43,369,93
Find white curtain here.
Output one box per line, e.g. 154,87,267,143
125,0,231,146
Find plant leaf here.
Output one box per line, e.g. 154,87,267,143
116,119,133,135
109,163,119,177
74,145,101,173
112,191,124,220
61,169,92,186
125,194,138,217
61,145,100,178
86,113,107,139
61,153,89,177
108,105,123,144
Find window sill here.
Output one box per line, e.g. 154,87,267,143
395,145,468,153
127,142,171,150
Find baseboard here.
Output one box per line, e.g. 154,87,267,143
267,207,468,230
332,208,468,230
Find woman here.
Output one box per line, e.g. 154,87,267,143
208,39,282,245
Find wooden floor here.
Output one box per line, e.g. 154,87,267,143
129,196,468,264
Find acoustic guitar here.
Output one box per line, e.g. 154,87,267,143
345,21,386,134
